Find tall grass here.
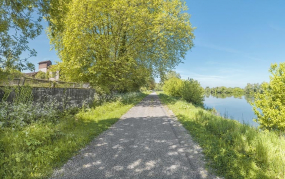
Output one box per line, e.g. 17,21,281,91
159,93,285,179
0,92,147,179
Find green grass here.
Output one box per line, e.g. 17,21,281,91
0,92,148,179
159,93,285,179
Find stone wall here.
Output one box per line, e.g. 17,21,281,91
0,87,95,108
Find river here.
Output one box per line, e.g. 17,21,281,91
203,94,259,127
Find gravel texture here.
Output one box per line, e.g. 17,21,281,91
51,93,219,179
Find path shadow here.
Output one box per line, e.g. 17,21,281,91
51,114,209,179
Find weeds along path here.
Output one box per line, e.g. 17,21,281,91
51,92,218,179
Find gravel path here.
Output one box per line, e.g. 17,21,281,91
51,93,219,179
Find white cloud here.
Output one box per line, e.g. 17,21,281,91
196,42,265,62
178,71,246,88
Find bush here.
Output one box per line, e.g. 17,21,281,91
0,69,23,85
180,78,204,106
162,77,182,97
0,86,80,129
35,71,48,79
0,92,147,178
0,101,60,129
252,62,285,131
154,83,163,91
163,77,204,105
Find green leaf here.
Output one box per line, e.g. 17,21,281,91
16,158,20,162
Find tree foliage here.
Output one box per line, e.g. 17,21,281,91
0,0,72,72
35,71,48,79
163,73,204,105
180,78,204,105
244,83,263,94
0,0,46,71
0,68,22,85
161,70,181,83
48,0,195,91
155,82,163,91
163,77,182,97
252,63,285,131
205,86,244,95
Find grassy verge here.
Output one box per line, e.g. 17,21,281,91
159,93,285,179
0,92,148,179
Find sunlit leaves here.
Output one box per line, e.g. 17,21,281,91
48,0,195,91
163,75,204,105
0,0,47,71
252,63,285,131
163,77,182,97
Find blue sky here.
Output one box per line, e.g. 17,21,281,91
23,0,285,88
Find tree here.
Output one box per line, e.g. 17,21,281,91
161,70,181,83
145,77,156,90
0,0,47,71
252,63,285,131
155,83,163,91
180,78,204,105
0,0,72,72
35,71,48,79
163,77,182,97
204,86,211,93
48,0,195,91
163,76,204,105
244,83,262,94
244,83,253,94
0,68,23,85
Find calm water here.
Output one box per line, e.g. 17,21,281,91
203,95,259,127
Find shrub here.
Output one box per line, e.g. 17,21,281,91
0,86,79,129
0,91,147,178
0,100,60,129
35,71,48,79
0,69,23,85
154,83,163,91
162,77,182,97
163,77,204,105
180,78,204,106
252,62,285,131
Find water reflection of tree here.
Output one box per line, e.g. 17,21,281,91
204,85,259,102
244,94,255,103
204,92,211,98
204,92,255,103
205,93,243,99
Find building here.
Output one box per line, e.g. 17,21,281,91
24,72,38,77
24,60,59,81
38,60,52,73
22,60,90,88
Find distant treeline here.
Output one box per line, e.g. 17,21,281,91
205,83,264,96
205,86,244,95
244,83,264,94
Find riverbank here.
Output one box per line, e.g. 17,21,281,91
203,94,258,127
0,92,148,179
159,93,285,179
